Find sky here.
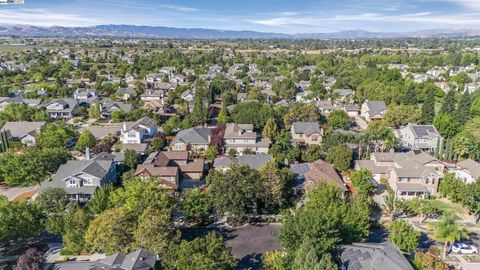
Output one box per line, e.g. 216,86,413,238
3,0,480,33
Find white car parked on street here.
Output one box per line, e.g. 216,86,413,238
451,242,478,254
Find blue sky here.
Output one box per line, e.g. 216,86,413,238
2,0,480,33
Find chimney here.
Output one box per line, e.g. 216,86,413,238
85,148,91,160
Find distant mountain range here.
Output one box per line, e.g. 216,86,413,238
1,24,480,39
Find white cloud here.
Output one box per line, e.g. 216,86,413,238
159,4,198,12
248,11,480,27
445,0,480,11
0,8,98,27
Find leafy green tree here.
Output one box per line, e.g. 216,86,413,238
407,198,442,223
0,103,50,127
402,88,417,105
302,144,322,163
134,206,173,253
327,110,349,130
471,95,480,117
388,220,420,253
0,196,43,243
433,113,461,139
62,205,91,255
258,160,293,212
88,104,101,119
227,148,237,157
149,137,165,152
414,251,449,270
272,78,296,100
36,124,78,149
231,102,274,129
36,188,68,235
108,178,175,214
350,169,375,197
464,117,480,139
455,90,472,125
75,130,97,152
123,149,138,171
204,146,218,163
438,173,466,202
382,104,421,128
0,147,71,186
326,145,352,171
280,183,370,266
420,88,435,124
263,118,278,141
84,206,136,254
461,181,480,223
434,212,468,259
217,107,230,124
162,232,236,270
86,185,112,215
283,103,319,128
452,131,480,160
207,165,261,222
440,90,456,115
269,131,301,165
181,189,213,224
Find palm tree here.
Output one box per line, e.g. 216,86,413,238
434,212,468,260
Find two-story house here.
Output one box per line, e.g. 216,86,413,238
134,151,205,190
140,90,163,102
73,88,98,106
361,100,387,123
117,86,137,100
396,123,442,153
223,123,270,155
120,117,158,144
355,151,443,199
46,98,78,119
170,126,211,152
98,98,133,119
453,159,480,184
291,122,323,146
0,121,45,146
40,159,116,202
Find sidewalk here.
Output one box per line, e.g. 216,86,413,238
453,255,480,270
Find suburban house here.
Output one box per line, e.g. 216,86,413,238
290,159,348,195
120,117,158,144
117,86,137,100
360,100,387,122
355,151,443,199
0,121,45,146
453,159,480,184
344,103,360,117
223,123,271,154
46,98,78,119
98,99,133,119
214,154,272,171
140,90,163,101
40,159,117,203
73,88,98,105
340,243,414,270
134,151,205,190
0,96,41,111
315,100,340,115
170,126,211,152
291,122,323,146
395,123,442,152
54,249,157,270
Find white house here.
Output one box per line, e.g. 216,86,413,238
120,117,158,144
454,159,480,184
46,99,78,119
396,123,442,153
223,123,270,154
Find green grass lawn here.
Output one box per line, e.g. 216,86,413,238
429,199,465,214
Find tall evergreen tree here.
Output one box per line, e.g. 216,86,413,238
455,91,472,125
403,88,417,105
420,88,436,124
440,90,456,115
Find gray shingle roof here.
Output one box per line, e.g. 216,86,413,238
457,159,480,179
341,243,413,270
0,121,45,138
364,101,387,117
173,126,211,145
292,122,321,136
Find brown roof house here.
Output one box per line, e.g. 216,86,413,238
134,151,205,190
290,159,348,195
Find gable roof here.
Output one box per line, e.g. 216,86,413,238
0,121,45,138
290,159,347,191
214,154,272,170
173,126,211,145
457,159,480,180
292,122,321,136
341,243,413,270
363,101,387,117
406,123,440,139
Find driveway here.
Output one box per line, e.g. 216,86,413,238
0,185,38,201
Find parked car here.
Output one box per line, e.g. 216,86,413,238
451,243,478,254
